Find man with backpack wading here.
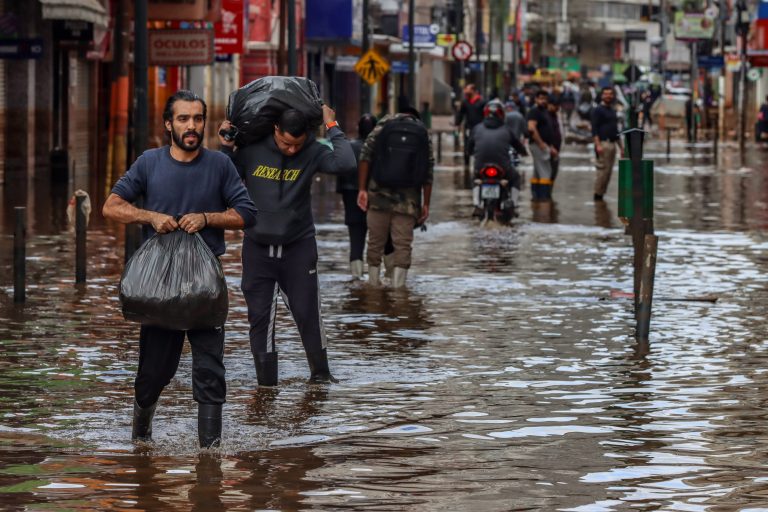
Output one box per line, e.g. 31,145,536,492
357,108,434,288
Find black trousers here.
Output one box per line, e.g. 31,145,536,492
241,235,327,355
342,190,367,261
134,325,226,408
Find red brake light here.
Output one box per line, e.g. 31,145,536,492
483,167,499,178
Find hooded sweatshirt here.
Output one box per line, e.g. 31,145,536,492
224,126,356,246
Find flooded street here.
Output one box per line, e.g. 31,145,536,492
1,138,767,511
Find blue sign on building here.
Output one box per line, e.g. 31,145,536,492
759,0,768,20
401,24,437,47
306,0,360,42
390,60,410,73
697,55,724,69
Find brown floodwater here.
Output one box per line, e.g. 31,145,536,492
0,136,767,511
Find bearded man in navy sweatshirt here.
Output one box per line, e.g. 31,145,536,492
219,105,356,386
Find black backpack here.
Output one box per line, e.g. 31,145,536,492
372,117,430,188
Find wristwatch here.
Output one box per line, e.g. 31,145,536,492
325,121,339,130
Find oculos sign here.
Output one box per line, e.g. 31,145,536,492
148,29,215,66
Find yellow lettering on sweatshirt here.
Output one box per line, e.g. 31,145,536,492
250,166,303,182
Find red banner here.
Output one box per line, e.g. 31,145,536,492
214,0,245,54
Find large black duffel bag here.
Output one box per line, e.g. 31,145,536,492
225,76,323,147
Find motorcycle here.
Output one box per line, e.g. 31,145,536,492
473,163,518,224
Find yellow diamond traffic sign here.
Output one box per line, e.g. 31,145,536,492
355,49,390,85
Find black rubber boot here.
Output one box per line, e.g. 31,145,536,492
306,349,339,383
198,403,222,449
131,400,158,442
253,352,278,386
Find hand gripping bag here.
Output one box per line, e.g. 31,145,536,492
119,230,228,331
225,76,323,147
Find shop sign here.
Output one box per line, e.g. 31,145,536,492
390,60,409,73
148,29,214,66
306,0,361,41
673,11,716,41
402,24,439,48
148,0,210,21
436,34,456,47
0,38,43,59
54,20,93,42
214,0,244,54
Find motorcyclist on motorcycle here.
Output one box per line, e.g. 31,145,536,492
467,99,528,221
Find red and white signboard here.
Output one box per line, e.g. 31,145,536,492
148,29,215,66
214,0,244,54
452,41,473,61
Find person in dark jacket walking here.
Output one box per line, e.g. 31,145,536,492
455,84,486,165
591,86,624,201
337,114,377,278
547,94,563,188
219,105,356,387
102,89,258,448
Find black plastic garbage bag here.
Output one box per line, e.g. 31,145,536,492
225,76,323,147
119,231,228,331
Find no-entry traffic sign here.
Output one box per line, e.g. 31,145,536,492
452,41,473,61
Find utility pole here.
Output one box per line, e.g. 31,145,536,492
511,2,519,88
659,0,667,79
359,0,370,116
127,0,148,262
475,0,483,93
287,0,297,75
719,0,727,142
408,0,416,103
736,0,748,158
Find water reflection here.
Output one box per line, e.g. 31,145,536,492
0,141,767,510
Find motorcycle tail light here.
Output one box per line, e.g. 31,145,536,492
482,167,500,178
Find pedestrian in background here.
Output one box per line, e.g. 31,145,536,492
219,105,356,387
526,90,557,200
337,114,377,278
357,107,434,288
547,94,563,190
591,86,623,201
504,101,527,142
455,84,486,166
102,90,258,448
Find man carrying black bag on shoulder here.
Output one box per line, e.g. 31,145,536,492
103,90,258,448
218,102,356,388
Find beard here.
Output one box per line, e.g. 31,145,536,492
171,128,203,152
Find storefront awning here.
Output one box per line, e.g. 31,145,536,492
39,0,108,28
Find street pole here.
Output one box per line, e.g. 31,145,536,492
737,0,748,160
359,0,370,116
659,0,667,80
408,0,416,104
690,41,698,143
487,7,493,98
287,0,297,75
475,0,483,93
127,0,148,263
719,0,727,143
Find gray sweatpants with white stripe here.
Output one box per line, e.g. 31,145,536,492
241,235,327,355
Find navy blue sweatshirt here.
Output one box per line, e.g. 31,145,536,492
224,126,356,246
112,146,258,256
